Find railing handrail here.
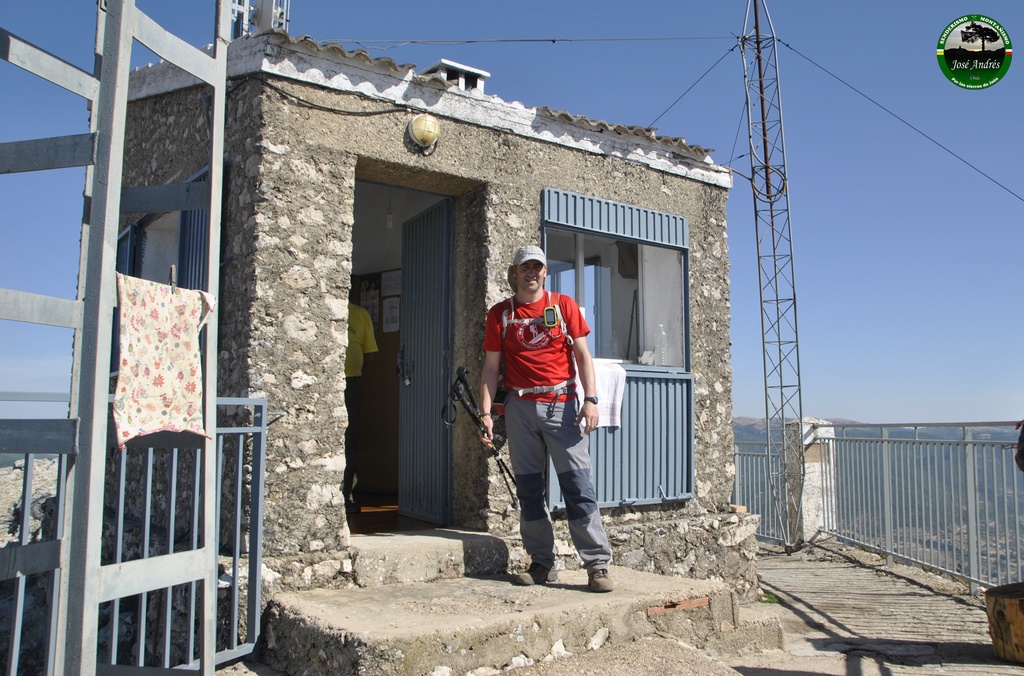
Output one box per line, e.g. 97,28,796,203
0,391,72,402
812,420,1019,430
735,419,1023,591
0,392,266,406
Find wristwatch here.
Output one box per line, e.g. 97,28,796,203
583,396,599,405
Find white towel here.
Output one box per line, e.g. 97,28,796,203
576,359,627,428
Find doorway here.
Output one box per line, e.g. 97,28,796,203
348,180,450,533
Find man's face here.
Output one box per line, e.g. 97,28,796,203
514,260,547,293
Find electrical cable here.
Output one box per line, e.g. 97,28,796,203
728,99,749,171
238,75,409,117
324,36,736,52
648,44,737,128
779,40,1024,204
244,34,1021,203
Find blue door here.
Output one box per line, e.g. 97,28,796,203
398,200,454,524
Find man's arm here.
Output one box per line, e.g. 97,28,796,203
478,350,502,447
572,336,599,434
360,327,377,366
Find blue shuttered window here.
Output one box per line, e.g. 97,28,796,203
177,207,210,291
541,188,694,508
176,170,210,291
112,170,210,374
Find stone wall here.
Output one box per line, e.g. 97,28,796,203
531,510,761,602
122,64,750,597
228,115,357,560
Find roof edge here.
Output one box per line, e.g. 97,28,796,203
126,32,733,189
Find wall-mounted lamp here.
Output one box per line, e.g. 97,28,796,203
407,113,441,154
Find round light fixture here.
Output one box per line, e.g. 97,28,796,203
408,113,441,148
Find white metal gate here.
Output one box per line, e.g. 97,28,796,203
1,2,231,672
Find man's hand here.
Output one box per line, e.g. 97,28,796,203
576,400,599,435
479,351,502,448
479,413,495,448
570,336,599,435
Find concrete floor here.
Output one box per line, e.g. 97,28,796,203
218,541,1018,675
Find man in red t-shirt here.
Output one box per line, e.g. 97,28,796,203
479,245,613,593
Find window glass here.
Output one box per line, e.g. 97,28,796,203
545,227,684,366
640,245,684,367
133,212,179,282
546,229,576,300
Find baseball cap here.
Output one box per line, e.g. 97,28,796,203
513,245,546,267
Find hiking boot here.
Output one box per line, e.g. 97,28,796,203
588,568,614,593
512,563,557,586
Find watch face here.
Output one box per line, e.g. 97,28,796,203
585,396,599,405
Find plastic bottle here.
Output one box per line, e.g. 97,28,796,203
655,324,668,366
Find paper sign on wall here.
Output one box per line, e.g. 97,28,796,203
382,297,400,333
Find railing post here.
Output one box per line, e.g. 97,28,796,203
881,427,894,566
964,427,979,594
816,424,836,536
248,401,267,652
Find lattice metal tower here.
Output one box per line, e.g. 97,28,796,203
739,0,806,549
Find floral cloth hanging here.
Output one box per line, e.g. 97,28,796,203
113,273,216,448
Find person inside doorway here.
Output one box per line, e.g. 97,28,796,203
344,286,378,513
477,245,614,593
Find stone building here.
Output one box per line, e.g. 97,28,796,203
120,31,757,599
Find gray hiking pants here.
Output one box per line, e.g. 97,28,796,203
504,395,612,572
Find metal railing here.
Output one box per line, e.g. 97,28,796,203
0,395,267,674
736,421,1023,591
733,441,785,544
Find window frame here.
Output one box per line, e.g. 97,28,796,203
540,188,695,509
540,188,690,370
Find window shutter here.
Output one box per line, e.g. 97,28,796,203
541,188,695,508
542,188,688,249
177,170,210,291
177,208,210,291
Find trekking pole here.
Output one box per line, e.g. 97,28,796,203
442,367,518,507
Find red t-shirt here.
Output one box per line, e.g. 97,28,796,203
483,291,590,401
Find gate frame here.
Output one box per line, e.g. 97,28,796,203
1,2,231,673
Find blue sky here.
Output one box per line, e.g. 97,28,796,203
1,1,1022,424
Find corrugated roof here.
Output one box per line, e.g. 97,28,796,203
534,107,710,158
276,32,420,76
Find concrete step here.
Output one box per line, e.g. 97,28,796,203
260,565,783,675
349,530,512,588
